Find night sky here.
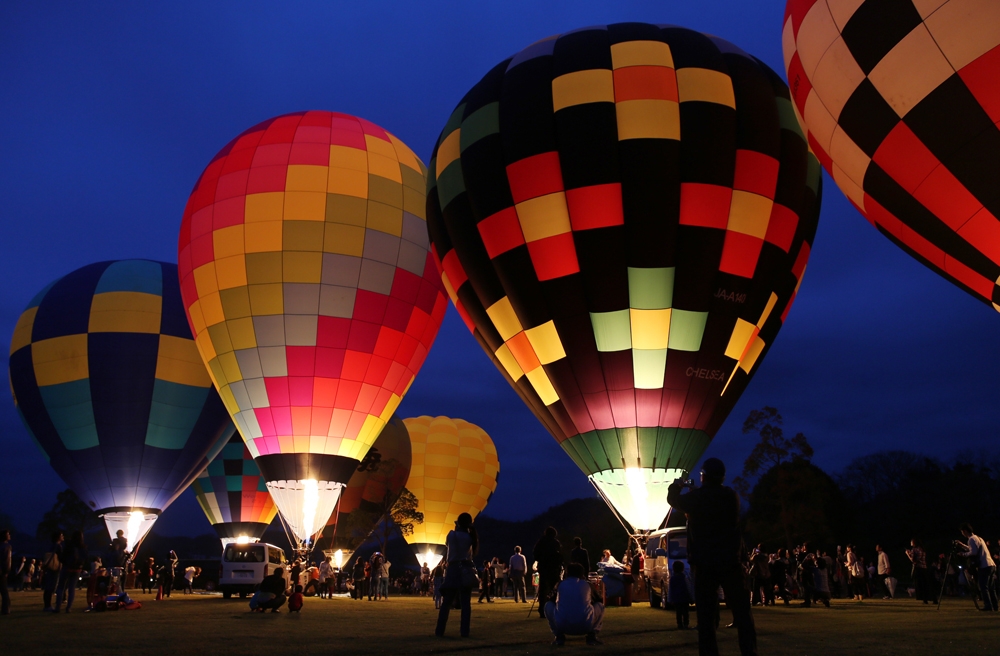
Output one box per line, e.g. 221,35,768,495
2,0,997,538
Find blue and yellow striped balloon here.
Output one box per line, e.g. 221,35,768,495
8,260,234,535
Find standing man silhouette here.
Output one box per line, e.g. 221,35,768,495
667,458,757,656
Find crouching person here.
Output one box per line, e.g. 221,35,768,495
249,567,287,613
545,563,604,646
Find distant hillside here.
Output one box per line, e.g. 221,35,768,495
475,497,631,565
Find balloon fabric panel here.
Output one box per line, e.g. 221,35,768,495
783,0,1000,309
426,24,821,482
177,111,447,486
8,260,234,514
401,416,499,547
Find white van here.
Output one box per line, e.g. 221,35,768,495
643,526,689,608
218,542,288,599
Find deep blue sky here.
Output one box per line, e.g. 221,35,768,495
2,1,997,538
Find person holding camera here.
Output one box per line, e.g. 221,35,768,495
668,458,757,656
435,512,479,637
956,523,997,611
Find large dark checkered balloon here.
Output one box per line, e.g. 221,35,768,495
784,0,1000,309
427,23,822,531
9,260,234,542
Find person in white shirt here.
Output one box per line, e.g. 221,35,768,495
378,558,391,599
318,557,334,599
545,563,604,646
876,545,892,599
958,523,997,611
508,546,527,602
598,549,623,569
183,566,200,594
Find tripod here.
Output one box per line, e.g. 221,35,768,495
936,547,980,611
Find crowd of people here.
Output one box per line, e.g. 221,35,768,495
742,528,999,611
3,456,997,654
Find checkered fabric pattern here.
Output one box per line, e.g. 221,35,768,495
177,112,447,484
401,416,499,548
427,24,821,479
784,0,1000,309
192,432,278,541
8,260,234,514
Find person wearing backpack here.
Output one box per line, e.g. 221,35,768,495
41,531,64,611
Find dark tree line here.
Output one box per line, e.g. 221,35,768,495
739,408,1000,565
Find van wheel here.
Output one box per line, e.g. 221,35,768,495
223,591,232,599
239,591,248,599
649,585,662,608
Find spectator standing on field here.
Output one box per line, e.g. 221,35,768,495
351,559,365,600
570,537,591,575
813,558,832,607
420,562,431,596
532,527,562,619
668,560,692,630
667,458,757,656
906,539,930,604
163,550,178,597
491,557,505,598
876,545,892,599
509,546,527,603
478,559,494,603
319,557,334,599
378,556,391,600
0,529,11,615
54,531,87,612
434,512,479,638
957,523,997,612
41,530,64,612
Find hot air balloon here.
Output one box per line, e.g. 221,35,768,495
178,111,448,551
401,416,499,569
8,260,234,546
318,415,411,561
426,24,821,533
192,431,278,547
783,0,1000,309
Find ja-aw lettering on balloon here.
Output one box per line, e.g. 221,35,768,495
686,367,727,381
714,288,746,303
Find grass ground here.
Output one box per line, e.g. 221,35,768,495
1,590,996,655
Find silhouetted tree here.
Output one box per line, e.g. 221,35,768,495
0,509,15,534
836,450,927,505
836,450,1000,560
733,406,813,497
746,460,848,550
36,489,101,541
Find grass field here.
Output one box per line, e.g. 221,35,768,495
1,590,996,655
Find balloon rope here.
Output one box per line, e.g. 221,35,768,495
274,506,301,554
589,478,634,537
329,492,342,546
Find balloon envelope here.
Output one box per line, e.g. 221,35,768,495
401,416,499,569
178,111,448,545
192,431,278,545
426,24,821,531
783,0,1000,309
318,415,411,552
9,260,234,544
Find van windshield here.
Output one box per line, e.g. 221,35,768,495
667,533,688,560
224,545,265,563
